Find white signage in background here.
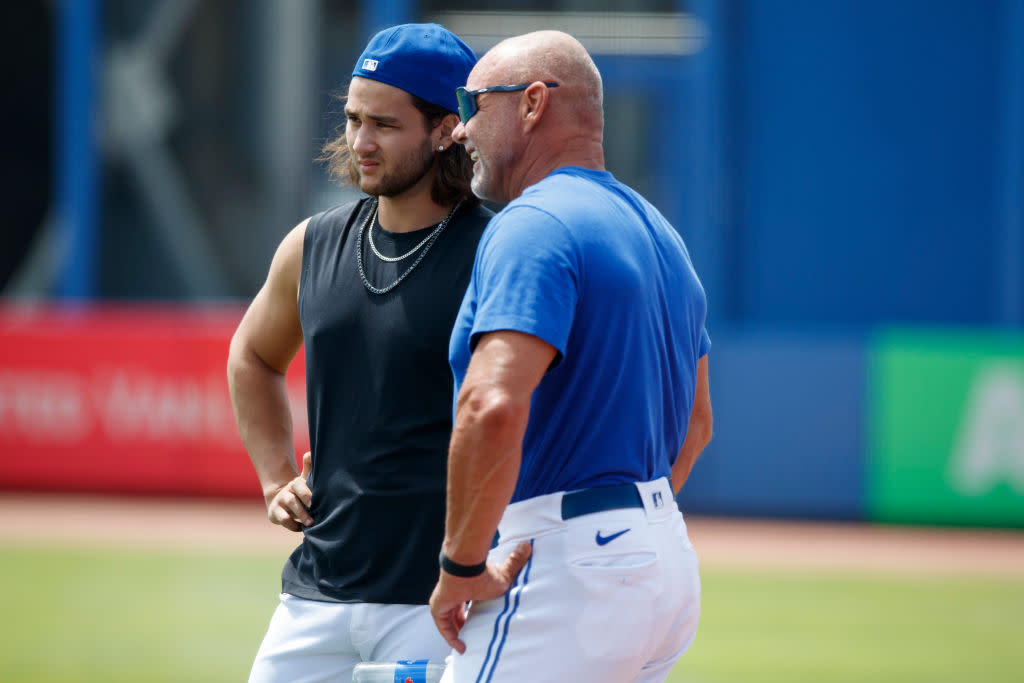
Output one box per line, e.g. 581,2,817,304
97,368,236,444
950,362,1024,495
0,370,92,442
0,366,308,450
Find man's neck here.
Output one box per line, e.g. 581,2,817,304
376,187,452,234
513,135,605,200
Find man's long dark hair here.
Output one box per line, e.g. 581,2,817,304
321,89,478,208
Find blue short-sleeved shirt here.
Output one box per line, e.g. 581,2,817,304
450,167,710,503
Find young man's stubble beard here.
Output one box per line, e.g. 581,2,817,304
352,136,437,198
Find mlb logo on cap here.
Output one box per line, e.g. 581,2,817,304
362,58,379,72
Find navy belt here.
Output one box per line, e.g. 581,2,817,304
560,482,644,520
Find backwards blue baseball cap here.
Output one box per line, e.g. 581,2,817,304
352,23,476,115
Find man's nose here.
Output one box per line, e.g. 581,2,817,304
350,126,376,154
452,121,467,144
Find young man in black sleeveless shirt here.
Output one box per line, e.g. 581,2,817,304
227,24,494,682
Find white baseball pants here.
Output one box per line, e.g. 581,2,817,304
441,477,701,683
249,597,449,683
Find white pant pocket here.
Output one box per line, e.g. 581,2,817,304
570,551,657,569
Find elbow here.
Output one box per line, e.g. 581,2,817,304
701,410,714,449
700,421,713,452
226,333,247,385
693,406,713,451
226,333,269,392
456,383,528,443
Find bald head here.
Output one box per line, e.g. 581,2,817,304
476,31,604,134
454,31,606,202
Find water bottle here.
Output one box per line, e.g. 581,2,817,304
352,659,445,683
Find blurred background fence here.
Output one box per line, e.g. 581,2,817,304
2,0,1022,528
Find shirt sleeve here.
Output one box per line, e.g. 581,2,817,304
699,327,711,357
469,205,580,360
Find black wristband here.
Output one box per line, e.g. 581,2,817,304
439,551,487,578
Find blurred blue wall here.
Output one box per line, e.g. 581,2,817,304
683,0,1022,329
738,1,1004,326
676,0,1024,523
680,332,867,520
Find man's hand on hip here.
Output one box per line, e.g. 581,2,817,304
265,451,313,531
429,541,532,653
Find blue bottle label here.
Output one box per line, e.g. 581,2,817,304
394,659,429,683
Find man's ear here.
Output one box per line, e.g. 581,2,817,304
435,112,461,149
520,81,552,133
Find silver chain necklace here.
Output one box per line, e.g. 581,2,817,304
368,202,448,262
356,198,462,295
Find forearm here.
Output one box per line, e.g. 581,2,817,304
227,345,299,501
672,355,712,495
671,420,710,494
442,385,527,565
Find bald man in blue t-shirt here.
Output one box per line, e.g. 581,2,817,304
429,30,713,683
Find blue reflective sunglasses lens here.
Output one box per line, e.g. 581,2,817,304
456,87,476,124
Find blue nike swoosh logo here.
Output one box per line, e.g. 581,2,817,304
595,528,630,546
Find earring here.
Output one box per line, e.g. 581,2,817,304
438,145,445,151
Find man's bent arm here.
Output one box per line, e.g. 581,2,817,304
227,220,308,528
442,330,556,564
671,354,712,494
429,330,553,652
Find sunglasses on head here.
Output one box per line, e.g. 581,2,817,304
455,82,560,124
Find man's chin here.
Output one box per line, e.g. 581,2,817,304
471,177,497,204
357,179,382,197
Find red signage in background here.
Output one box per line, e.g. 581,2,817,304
0,304,309,498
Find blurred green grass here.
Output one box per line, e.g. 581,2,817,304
671,570,1024,683
0,544,282,682
2,544,1022,682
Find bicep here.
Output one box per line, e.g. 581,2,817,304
462,330,558,406
471,210,579,362
231,221,307,374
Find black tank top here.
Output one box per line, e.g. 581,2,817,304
284,197,492,604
